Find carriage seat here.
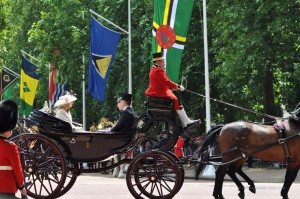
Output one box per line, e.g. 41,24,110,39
145,97,175,119
27,109,73,134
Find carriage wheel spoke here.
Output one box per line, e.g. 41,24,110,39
159,178,173,192
127,151,180,198
11,134,67,198
154,181,163,196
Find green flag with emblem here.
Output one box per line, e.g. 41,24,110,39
0,68,18,100
20,55,40,117
151,0,194,83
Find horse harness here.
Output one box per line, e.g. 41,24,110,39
223,121,299,165
274,121,292,162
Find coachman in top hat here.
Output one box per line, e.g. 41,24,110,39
145,52,200,130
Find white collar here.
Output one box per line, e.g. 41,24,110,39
123,106,129,110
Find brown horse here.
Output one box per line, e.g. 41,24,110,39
194,125,256,199
195,110,300,199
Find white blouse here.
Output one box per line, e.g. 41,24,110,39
56,109,73,125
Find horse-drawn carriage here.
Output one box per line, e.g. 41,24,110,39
14,90,300,199
11,97,192,199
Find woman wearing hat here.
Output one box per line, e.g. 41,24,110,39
54,92,83,131
0,100,28,199
145,52,200,130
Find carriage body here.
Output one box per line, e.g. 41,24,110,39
27,109,137,162
11,97,186,199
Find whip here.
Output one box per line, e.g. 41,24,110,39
184,89,280,120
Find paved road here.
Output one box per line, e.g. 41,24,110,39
18,166,300,198
55,173,300,199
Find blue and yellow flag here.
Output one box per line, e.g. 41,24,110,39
88,17,121,102
152,0,194,83
20,55,40,117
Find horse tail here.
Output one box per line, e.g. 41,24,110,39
194,124,224,180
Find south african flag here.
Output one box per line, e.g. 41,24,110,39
152,0,194,83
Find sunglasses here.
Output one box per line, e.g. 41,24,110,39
117,99,123,104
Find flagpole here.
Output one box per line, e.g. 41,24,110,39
201,0,215,177
48,63,52,113
82,11,86,130
20,50,41,63
1,66,20,78
202,0,211,132
128,0,132,94
89,9,129,34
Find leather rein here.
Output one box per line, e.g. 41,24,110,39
201,125,300,167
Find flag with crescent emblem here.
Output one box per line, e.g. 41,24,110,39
152,0,194,82
88,17,121,102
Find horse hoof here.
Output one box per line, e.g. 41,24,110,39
213,194,225,199
249,185,256,193
238,192,245,199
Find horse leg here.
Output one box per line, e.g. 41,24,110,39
213,165,228,199
118,153,127,178
236,167,256,193
112,154,120,177
281,162,300,199
226,166,245,199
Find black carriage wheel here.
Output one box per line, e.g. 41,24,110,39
10,133,67,199
166,151,185,194
145,116,179,152
55,169,77,198
54,141,78,198
126,151,182,199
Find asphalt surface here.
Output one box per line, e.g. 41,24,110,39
16,165,300,198
103,164,299,183
184,165,300,183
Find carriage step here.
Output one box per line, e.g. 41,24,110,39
184,120,201,131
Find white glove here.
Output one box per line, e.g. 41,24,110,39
178,85,185,91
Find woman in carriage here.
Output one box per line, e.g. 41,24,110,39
54,92,83,131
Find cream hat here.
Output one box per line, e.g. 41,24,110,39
54,93,77,108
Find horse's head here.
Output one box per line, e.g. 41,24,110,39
290,102,300,123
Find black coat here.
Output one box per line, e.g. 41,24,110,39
111,107,136,133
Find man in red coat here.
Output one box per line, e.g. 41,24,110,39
174,136,185,158
0,100,27,199
145,52,200,129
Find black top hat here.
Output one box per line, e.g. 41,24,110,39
0,100,18,133
118,93,132,103
152,52,164,62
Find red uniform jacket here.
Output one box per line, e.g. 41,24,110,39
174,137,185,158
0,137,24,193
145,66,180,110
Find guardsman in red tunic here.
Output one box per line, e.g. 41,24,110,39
0,100,27,199
145,52,200,129
174,136,185,158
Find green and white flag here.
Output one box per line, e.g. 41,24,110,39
151,0,194,82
